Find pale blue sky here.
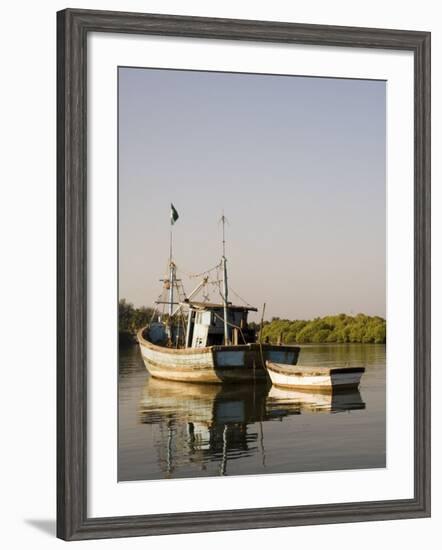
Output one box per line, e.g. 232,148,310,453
119,67,386,321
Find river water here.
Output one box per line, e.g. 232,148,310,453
118,344,385,481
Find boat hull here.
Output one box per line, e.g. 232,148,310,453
138,329,300,383
266,361,365,390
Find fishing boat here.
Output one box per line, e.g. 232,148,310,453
137,207,300,383
265,361,365,391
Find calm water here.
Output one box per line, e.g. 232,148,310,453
118,344,386,481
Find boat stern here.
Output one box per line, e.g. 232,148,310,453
262,346,300,366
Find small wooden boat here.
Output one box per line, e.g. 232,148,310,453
266,361,365,391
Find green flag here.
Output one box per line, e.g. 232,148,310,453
170,203,179,225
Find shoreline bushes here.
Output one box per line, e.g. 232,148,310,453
261,313,386,344
118,299,155,345
119,299,386,345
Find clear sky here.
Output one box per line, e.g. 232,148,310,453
118,67,386,321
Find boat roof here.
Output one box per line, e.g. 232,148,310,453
181,300,258,312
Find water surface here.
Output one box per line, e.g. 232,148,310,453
118,344,385,481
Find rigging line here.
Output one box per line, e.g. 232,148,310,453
229,287,253,307
149,304,159,324
152,291,164,309
179,261,222,279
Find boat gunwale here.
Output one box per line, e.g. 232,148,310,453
266,361,365,377
137,327,300,356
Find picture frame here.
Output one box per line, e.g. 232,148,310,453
57,8,431,541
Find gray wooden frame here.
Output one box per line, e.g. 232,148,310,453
57,8,431,541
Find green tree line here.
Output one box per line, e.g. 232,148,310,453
261,313,386,344
119,299,386,345
119,299,155,345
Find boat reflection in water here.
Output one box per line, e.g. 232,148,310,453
139,377,365,477
266,385,366,418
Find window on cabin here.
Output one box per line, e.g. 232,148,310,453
201,311,211,325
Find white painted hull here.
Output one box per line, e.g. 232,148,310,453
266,361,364,390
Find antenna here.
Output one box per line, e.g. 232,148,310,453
219,211,229,258
219,211,230,345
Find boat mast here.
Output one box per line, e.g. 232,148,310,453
167,203,179,341
221,214,230,345
168,225,174,320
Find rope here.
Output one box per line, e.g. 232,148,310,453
179,261,222,279
211,310,247,345
229,286,254,308
149,305,158,324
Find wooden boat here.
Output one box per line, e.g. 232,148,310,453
265,361,365,391
138,319,300,384
137,210,300,383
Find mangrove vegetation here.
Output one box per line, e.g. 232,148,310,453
119,299,155,345
261,313,386,344
119,299,386,345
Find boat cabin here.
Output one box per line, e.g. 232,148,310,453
182,301,257,348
